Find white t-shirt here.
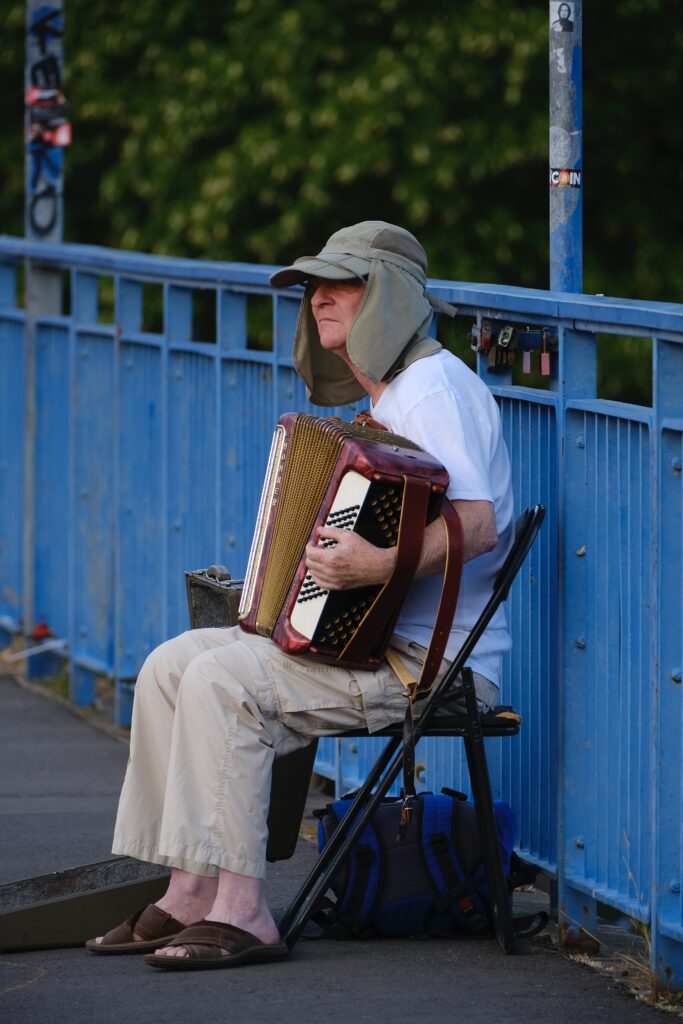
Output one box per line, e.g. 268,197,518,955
371,349,514,685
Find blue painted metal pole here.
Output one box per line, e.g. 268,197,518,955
549,0,583,292
550,0,590,958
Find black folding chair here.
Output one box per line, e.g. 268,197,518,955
276,504,546,954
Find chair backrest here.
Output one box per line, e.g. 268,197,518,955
446,504,545,680
494,504,546,602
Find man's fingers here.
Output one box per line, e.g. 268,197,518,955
307,527,352,563
315,525,348,543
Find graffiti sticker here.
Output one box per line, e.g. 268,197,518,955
549,168,581,188
27,87,71,147
25,3,70,239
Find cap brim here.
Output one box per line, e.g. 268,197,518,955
269,253,370,289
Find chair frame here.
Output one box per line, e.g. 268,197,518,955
277,504,546,953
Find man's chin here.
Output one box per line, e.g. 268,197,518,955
318,333,348,354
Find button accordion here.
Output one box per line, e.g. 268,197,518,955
238,413,463,683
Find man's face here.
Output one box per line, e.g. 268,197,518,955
308,278,365,354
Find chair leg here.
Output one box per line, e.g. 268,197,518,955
277,735,402,946
461,668,516,954
266,741,319,862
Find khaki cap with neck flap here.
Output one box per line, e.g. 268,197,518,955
269,221,456,407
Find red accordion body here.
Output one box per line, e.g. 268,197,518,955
238,413,452,671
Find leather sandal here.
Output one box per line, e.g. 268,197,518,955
85,904,185,954
143,920,290,970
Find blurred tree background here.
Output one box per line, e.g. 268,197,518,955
1,0,681,403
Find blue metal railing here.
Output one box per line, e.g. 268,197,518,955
1,236,682,983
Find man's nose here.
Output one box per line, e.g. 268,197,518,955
310,282,334,305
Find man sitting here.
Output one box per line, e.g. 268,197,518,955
87,221,513,969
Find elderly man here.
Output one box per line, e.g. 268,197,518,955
87,221,513,969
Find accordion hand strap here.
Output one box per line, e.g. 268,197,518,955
388,501,464,699
400,500,463,822
412,499,464,696
397,501,462,823
340,484,464,694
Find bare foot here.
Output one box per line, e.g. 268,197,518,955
153,871,279,959
93,869,218,946
154,910,280,959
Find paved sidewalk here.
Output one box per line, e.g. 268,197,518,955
0,674,667,1024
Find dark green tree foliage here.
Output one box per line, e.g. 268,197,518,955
583,0,683,302
1,1,681,400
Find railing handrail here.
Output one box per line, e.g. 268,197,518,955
2,235,683,337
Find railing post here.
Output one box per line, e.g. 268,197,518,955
68,271,98,708
557,323,599,952
549,0,583,293
652,336,683,990
23,265,61,645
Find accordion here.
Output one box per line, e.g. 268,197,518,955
238,413,463,683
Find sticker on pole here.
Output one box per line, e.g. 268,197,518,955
26,87,72,148
550,2,574,33
549,168,581,188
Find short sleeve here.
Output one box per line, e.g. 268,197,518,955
399,387,497,502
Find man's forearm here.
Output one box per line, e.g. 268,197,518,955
416,499,498,578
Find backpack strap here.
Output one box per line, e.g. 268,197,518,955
427,832,491,935
511,911,550,939
421,795,492,935
314,801,383,938
333,842,377,937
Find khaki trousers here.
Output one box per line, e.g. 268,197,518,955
112,627,498,880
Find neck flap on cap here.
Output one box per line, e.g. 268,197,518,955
290,221,455,407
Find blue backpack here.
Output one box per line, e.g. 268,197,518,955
314,790,522,939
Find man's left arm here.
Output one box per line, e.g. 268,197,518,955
416,499,497,575
305,499,497,591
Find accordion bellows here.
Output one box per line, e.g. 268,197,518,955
238,413,452,672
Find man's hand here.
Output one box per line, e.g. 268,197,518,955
305,526,396,591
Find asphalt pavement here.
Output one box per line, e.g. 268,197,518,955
0,673,667,1024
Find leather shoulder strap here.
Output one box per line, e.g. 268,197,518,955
411,500,463,697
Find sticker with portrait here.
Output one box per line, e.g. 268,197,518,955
550,2,574,32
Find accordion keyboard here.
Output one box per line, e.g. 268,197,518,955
289,470,405,644
290,471,371,639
